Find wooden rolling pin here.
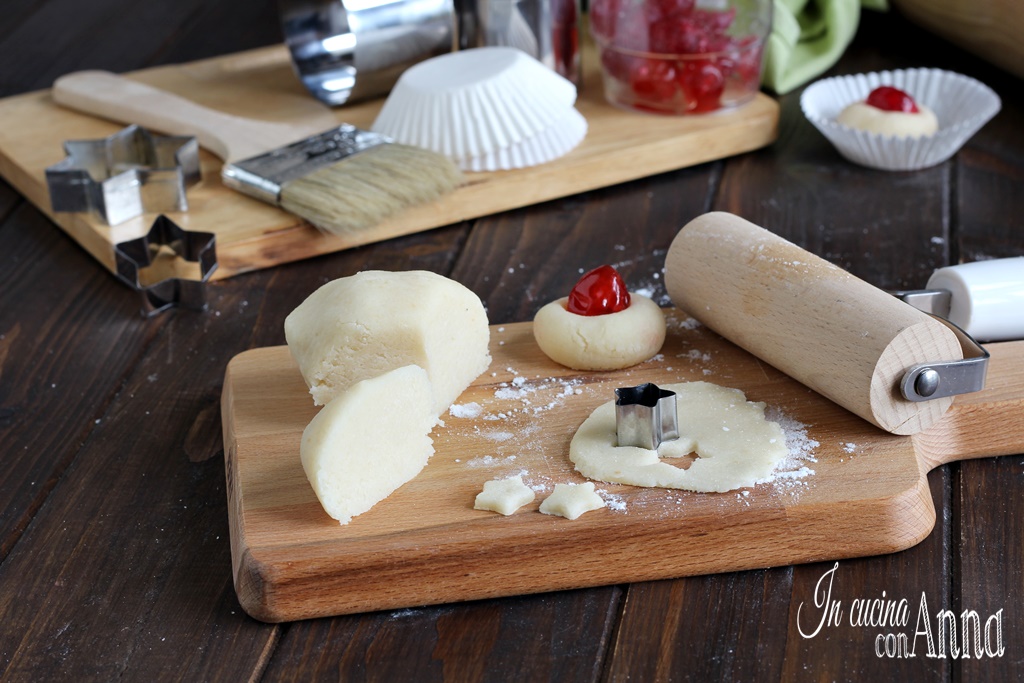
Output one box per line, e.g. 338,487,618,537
664,212,964,435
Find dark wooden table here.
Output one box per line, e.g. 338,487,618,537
1,3,1022,681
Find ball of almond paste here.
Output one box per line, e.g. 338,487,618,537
301,364,436,525
285,270,491,416
532,294,666,371
836,102,938,138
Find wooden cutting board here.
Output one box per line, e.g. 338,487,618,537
0,42,778,282
221,310,1024,622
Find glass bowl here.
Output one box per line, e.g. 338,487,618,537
590,0,771,114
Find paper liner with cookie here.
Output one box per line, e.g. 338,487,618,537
800,68,1000,171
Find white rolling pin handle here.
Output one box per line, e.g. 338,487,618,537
926,257,1024,342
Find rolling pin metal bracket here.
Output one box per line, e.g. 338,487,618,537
891,289,952,318
894,257,1024,343
896,311,990,402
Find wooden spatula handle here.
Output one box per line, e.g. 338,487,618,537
52,70,307,162
665,212,964,436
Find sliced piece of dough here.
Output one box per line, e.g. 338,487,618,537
285,270,491,415
301,365,436,525
532,293,665,371
570,381,787,493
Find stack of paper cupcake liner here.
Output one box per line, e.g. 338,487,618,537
372,47,587,171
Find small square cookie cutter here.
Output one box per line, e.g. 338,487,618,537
615,383,679,450
45,124,201,226
114,215,217,316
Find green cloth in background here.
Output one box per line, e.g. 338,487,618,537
762,0,888,94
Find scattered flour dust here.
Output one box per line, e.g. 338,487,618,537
759,406,820,494
597,489,628,512
465,455,518,468
440,364,594,500
445,357,823,514
449,402,483,419
838,440,862,463
482,430,514,442
491,370,585,416
666,310,702,332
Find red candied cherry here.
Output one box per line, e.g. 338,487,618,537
630,58,677,104
721,35,763,84
614,14,653,51
567,265,631,316
866,86,920,113
678,59,725,112
589,0,621,38
600,48,635,81
550,0,578,77
647,19,677,54
665,16,730,55
692,7,736,33
644,0,696,21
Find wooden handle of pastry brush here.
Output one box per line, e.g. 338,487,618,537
52,70,315,162
664,212,964,436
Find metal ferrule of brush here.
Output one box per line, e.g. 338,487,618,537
221,123,391,204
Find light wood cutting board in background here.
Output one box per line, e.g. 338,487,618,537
221,311,1024,622
0,42,778,282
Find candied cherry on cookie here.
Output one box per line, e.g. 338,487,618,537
866,86,920,113
533,264,665,371
567,265,632,316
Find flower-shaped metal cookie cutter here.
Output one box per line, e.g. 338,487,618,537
115,215,217,316
45,124,200,226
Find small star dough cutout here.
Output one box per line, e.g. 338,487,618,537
474,475,536,515
539,482,606,520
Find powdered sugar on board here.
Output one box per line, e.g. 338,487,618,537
438,360,827,516
449,402,483,419
437,363,600,499
432,318,849,518
758,407,819,494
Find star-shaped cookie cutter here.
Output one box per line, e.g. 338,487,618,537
615,383,680,450
45,124,201,226
114,215,217,316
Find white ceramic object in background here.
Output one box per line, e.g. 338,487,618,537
927,257,1024,342
801,68,1001,171
371,47,578,163
461,107,587,172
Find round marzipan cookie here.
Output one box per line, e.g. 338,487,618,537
532,293,666,371
836,102,939,137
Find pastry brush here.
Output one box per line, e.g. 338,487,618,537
52,70,462,235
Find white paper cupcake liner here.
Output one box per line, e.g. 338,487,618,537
460,106,587,172
371,47,577,161
801,68,1001,171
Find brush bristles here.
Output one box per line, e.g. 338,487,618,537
279,143,463,236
